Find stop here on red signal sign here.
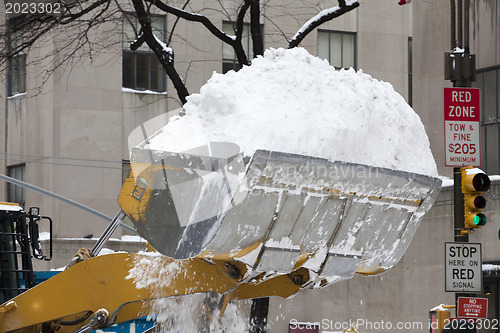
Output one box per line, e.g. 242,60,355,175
444,88,481,167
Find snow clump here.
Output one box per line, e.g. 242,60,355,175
145,47,438,177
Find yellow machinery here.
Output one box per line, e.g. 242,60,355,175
429,305,455,333
0,143,442,332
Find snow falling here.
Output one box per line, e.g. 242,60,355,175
126,253,248,332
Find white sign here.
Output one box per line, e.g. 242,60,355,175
444,88,481,167
445,242,482,292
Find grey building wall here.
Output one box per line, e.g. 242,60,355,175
413,0,500,178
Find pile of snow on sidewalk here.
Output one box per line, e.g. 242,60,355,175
145,47,438,177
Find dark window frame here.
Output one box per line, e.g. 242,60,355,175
7,17,27,97
473,65,500,174
6,164,26,209
317,29,357,70
122,13,167,92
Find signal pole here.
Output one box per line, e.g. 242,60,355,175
454,167,467,242
445,0,478,320
445,0,475,243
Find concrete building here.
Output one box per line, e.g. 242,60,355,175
0,0,499,332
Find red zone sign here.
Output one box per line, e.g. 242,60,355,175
458,297,488,319
444,88,481,167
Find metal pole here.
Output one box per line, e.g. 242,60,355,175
452,0,471,242
450,0,475,314
457,0,463,49
464,0,470,53
450,0,456,48
453,167,468,242
92,210,126,256
0,173,138,235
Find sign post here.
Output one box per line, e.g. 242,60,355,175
444,87,481,167
445,242,482,293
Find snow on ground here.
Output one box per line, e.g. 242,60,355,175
145,47,438,177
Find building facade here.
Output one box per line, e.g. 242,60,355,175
1,0,499,332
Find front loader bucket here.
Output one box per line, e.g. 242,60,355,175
119,146,441,287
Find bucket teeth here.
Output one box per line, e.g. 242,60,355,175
119,147,441,288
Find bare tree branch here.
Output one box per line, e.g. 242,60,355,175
0,0,361,106
142,0,235,45
233,1,251,67
143,0,251,68
168,0,191,45
288,0,359,49
0,0,112,66
249,0,264,58
130,0,189,104
59,0,111,24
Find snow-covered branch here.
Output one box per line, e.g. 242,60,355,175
142,0,235,45
143,0,249,67
288,0,359,49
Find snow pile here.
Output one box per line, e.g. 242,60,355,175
144,47,438,177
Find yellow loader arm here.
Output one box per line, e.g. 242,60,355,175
0,252,306,333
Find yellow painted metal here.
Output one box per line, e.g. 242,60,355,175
0,253,239,333
0,251,319,333
118,166,156,227
430,306,451,333
118,163,184,224
0,202,21,209
226,267,310,302
355,266,387,276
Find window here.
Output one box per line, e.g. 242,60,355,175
222,22,254,74
472,66,500,174
7,164,25,208
317,30,356,70
122,160,131,183
122,14,166,92
8,17,26,96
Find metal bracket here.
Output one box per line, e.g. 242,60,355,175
72,309,109,333
444,52,476,83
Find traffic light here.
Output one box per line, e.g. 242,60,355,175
461,167,490,231
429,306,451,333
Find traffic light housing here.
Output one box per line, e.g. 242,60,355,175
461,167,490,232
429,307,451,333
